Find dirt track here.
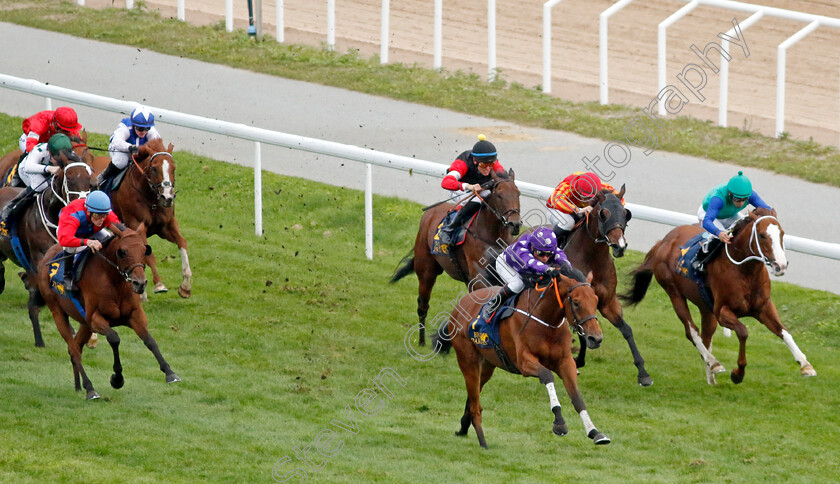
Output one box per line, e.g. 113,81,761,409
84,0,840,146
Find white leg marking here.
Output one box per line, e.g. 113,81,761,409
180,247,192,278
689,326,718,367
579,410,596,435
545,382,561,410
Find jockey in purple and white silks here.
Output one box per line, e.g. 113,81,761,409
483,227,571,320
97,106,162,187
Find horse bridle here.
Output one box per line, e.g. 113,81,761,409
523,278,596,334
725,215,784,267
130,152,176,206
477,179,521,230
37,161,93,243
94,245,146,283
565,282,597,336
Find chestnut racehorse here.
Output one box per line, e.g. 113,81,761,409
390,169,522,346
37,225,180,400
90,138,192,298
0,152,92,347
433,270,610,448
553,186,652,386
622,208,816,384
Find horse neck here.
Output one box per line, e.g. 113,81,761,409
124,161,155,200
474,203,511,244
520,280,567,331
568,214,606,260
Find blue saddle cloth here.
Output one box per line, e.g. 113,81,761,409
468,293,520,374
675,233,715,310
431,210,468,255
47,251,88,318
7,218,31,273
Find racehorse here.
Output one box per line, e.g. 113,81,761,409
621,208,816,384
390,169,522,346
37,224,180,400
432,270,610,448
0,131,93,188
0,152,92,347
552,186,652,386
90,138,192,298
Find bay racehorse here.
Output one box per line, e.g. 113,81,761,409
551,186,652,386
90,138,192,298
0,152,93,347
0,131,93,188
390,169,522,346
432,269,610,448
621,208,816,384
37,224,180,400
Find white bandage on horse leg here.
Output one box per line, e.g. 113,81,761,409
545,382,561,409
579,410,596,435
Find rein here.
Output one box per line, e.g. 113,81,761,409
36,163,94,243
724,215,783,266
128,151,176,208
94,245,145,283
522,278,596,335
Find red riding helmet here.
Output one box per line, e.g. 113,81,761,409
53,107,81,132
570,172,602,200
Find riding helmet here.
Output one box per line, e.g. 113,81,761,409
531,228,558,252
53,107,81,132
85,190,112,214
47,133,73,156
130,106,156,128
727,171,752,198
571,172,602,200
471,134,497,163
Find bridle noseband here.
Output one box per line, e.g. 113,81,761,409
131,151,176,207
95,245,146,283
725,215,783,267
477,179,521,230
565,282,598,336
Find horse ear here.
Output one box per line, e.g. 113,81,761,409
136,222,146,235
167,143,174,153
586,271,594,284
508,168,515,180
618,184,626,199
81,129,88,143
624,208,632,222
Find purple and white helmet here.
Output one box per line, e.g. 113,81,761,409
531,228,557,252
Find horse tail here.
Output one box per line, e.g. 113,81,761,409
619,244,659,306
389,249,415,284
430,321,453,355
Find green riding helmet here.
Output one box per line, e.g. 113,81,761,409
47,133,73,156
727,170,752,199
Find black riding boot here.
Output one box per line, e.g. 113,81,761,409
63,251,76,293
97,162,122,188
439,202,481,248
553,225,572,249
482,284,517,321
692,237,723,273
0,186,36,230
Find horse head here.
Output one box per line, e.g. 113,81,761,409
67,131,94,165
555,270,602,349
590,184,631,258
137,139,176,208
51,150,92,203
109,223,152,294
484,169,522,235
731,208,787,276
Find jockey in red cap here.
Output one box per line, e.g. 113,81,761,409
18,107,83,155
546,171,624,247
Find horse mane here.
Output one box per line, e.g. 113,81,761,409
140,137,167,154
558,263,586,282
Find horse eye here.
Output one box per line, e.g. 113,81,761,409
759,234,767,239
117,248,127,258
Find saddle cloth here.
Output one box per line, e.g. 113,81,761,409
468,293,521,374
675,232,715,310
430,208,478,255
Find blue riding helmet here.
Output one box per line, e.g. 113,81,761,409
130,106,155,128
531,228,557,252
85,191,111,214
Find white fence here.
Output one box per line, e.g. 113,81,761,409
2,73,839,262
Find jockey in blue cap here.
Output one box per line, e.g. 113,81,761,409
483,227,572,320
98,106,162,187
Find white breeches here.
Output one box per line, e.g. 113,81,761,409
495,257,525,293
548,210,576,230
697,206,743,234
19,170,49,192
110,151,131,170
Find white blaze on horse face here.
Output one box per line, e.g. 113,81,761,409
765,224,787,272
161,159,174,200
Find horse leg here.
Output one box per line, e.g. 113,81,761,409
453,344,487,448
51,308,98,399
145,251,167,294
90,313,124,389
0,256,5,294
414,257,441,347
517,352,572,439
574,334,586,370
600,296,652,386
666,291,723,384
698,309,725,383
716,306,749,384
755,303,816,378
26,285,44,348
130,313,180,383
550,355,610,445
159,220,192,298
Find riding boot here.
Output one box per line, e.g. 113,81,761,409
692,237,723,273
0,186,36,233
63,251,76,293
439,202,481,248
97,162,122,188
482,284,517,321
553,225,572,249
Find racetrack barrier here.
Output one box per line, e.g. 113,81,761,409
2,73,839,261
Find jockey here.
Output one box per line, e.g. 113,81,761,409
693,170,772,272
438,134,505,247
57,190,123,291
0,134,78,232
18,107,83,155
546,171,624,247
483,227,571,320
98,106,161,187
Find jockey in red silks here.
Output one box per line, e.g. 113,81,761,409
546,171,624,247
438,134,506,248
18,107,83,155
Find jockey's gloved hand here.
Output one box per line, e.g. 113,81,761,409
545,267,562,278
45,165,60,175
128,145,139,155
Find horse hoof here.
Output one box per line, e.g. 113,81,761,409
154,282,168,293
592,432,611,445
454,430,467,437
638,375,653,387
86,390,100,400
730,370,744,384
110,373,124,389
86,334,98,349
801,364,817,377
35,340,45,348
710,362,726,374
166,373,181,383
553,423,568,436
177,286,191,298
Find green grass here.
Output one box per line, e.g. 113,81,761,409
1,0,840,188
1,113,839,482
